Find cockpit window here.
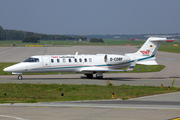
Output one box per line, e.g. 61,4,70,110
24,58,39,62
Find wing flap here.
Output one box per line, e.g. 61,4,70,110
81,69,124,72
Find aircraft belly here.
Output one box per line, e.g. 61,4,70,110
30,65,81,73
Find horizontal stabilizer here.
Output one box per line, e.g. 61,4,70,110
137,60,158,65
149,37,167,42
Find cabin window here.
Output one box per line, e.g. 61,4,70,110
51,59,54,63
63,58,66,63
79,58,82,62
24,58,39,62
89,58,92,62
57,59,60,63
74,58,77,62
69,59,71,63
84,58,87,62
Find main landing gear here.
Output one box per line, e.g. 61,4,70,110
86,74,93,79
96,72,103,79
85,72,103,79
96,74,103,79
17,75,23,80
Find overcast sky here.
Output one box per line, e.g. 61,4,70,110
0,0,180,35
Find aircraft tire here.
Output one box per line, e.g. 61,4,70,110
86,74,93,79
96,75,103,79
17,75,23,80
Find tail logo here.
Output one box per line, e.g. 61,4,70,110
140,50,150,56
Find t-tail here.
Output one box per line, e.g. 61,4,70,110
125,37,167,65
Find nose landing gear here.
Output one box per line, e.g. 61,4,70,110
17,75,23,80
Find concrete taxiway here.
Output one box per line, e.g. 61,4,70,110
0,46,180,120
0,92,180,120
0,73,180,87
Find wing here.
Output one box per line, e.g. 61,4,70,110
80,60,137,72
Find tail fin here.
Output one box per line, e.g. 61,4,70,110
125,37,167,65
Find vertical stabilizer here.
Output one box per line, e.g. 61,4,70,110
125,37,167,65
136,37,166,57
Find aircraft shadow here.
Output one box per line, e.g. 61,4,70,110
8,76,170,81
7,76,139,81
15,76,158,81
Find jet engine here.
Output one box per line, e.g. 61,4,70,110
104,54,131,65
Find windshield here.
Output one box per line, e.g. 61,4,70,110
23,57,39,62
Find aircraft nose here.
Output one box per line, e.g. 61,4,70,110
3,63,26,73
3,67,12,72
4,65,20,72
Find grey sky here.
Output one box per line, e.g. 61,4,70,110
0,0,180,35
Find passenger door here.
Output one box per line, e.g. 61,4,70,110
42,56,50,67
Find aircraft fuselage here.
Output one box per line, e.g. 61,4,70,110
4,54,131,74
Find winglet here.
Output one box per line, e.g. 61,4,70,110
126,59,138,71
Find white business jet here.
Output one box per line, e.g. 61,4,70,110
4,37,167,80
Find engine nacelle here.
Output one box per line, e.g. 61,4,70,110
104,54,130,64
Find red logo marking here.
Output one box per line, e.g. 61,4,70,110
51,56,58,58
140,50,150,55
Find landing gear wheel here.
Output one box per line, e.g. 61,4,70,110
96,72,103,79
17,75,23,80
86,74,93,79
96,74,103,79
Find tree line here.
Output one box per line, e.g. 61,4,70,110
86,34,180,40
0,26,87,41
90,38,104,43
1,25,180,41
22,36,40,43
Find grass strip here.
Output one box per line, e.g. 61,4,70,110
158,46,180,53
1,40,180,54
0,83,179,103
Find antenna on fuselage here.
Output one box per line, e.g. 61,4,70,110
75,52,78,55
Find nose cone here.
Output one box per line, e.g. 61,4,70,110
3,67,11,72
3,63,25,73
3,66,16,72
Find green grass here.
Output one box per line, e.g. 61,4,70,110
0,83,179,103
0,40,180,53
0,63,165,75
130,64,165,73
158,46,180,53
